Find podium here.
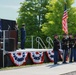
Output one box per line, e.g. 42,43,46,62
9,30,17,49
5,38,15,51
4,30,17,51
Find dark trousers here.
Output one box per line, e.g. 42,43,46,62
21,40,25,49
63,50,68,63
69,48,74,62
54,50,58,64
74,48,76,62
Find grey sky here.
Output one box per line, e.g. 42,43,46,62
0,0,76,20
0,0,24,20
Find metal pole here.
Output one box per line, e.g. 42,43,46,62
3,30,5,67
31,36,34,48
38,38,39,49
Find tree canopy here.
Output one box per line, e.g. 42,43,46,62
41,0,76,36
17,0,48,36
17,0,76,37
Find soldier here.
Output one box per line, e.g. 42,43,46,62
61,34,68,64
53,34,60,65
68,34,74,63
73,35,76,62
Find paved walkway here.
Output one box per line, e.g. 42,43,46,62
0,63,76,75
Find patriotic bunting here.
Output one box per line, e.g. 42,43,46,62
9,49,68,66
46,49,63,62
9,52,28,66
30,51,44,64
46,50,54,62
59,49,63,60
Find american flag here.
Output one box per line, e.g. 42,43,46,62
62,3,68,34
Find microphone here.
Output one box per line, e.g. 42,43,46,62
8,25,10,30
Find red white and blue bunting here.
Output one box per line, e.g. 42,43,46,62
59,49,63,60
9,52,28,66
46,49,63,62
30,51,44,64
46,50,54,62
8,49,68,66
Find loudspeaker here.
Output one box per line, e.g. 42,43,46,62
1,19,16,30
5,38,15,51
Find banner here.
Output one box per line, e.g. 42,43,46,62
9,52,28,66
30,51,44,64
46,50,54,62
59,49,63,60
46,49,63,62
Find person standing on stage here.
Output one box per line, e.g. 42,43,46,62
61,34,68,64
68,34,74,63
53,34,60,65
73,35,76,62
20,24,26,49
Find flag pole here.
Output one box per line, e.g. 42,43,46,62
62,0,68,35
62,0,69,62
64,0,68,36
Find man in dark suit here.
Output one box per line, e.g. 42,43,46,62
73,35,76,62
20,25,26,49
53,34,60,65
68,34,74,63
61,34,68,63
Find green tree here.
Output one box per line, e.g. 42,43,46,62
17,0,48,36
17,0,50,48
68,7,76,34
41,0,76,37
17,0,76,38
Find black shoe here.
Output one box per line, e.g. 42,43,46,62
69,61,73,63
54,63,57,65
63,62,67,64
74,61,76,62
54,63,59,65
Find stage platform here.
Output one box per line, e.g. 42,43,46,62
0,62,76,75
0,48,63,67
6,48,62,53
8,48,53,52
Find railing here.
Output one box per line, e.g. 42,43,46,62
25,36,54,49
1,31,55,68
36,37,47,49
1,31,54,50
46,37,53,48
